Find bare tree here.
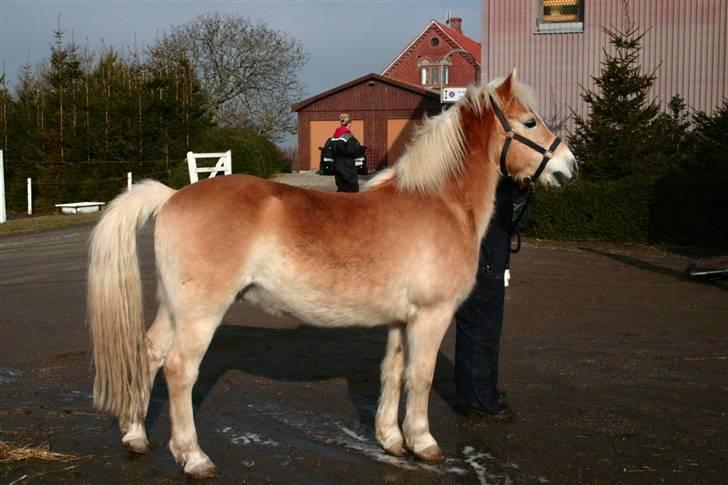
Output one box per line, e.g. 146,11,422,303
153,12,307,141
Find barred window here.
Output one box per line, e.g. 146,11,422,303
537,0,584,33
420,65,449,87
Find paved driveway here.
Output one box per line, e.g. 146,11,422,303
1,176,726,483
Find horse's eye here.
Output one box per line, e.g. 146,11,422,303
524,119,537,128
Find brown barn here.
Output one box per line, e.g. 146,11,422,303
292,15,481,172
291,73,441,172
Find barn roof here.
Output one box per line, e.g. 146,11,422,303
291,73,440,112
381,20,481,75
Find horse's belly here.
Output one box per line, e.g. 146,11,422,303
241,283,400,327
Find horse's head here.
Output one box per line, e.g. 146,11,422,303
369,71,577,195
486,70,578,189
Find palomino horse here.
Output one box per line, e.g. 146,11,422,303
88,71,577,478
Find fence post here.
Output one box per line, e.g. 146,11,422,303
0,150,6,223
187,151,199,184
27,178,32,216
128,172,132,192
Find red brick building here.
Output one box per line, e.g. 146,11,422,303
382,16,481,90
292,16,481,172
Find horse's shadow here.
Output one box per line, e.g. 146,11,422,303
146,323,456,430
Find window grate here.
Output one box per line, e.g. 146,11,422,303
537,0,584,33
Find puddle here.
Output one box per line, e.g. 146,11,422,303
218,427,279,447
463,446,513,485
0,368,23,384
213,402,552,483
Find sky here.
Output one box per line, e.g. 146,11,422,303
0,0,482,101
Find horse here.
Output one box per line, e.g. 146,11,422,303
87,71,577,478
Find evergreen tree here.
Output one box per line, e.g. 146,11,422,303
570,26,682,180
688,98,728,177
44,26,83,161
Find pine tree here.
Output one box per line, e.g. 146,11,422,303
570,26,679,181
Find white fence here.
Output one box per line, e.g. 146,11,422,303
187,151,232,183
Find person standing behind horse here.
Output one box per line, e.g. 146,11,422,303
331,113,362,192
454,176,526,420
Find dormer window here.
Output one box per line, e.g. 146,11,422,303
419,59,450,87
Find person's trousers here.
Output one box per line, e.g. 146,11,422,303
454,272,505,413
334,159,359,192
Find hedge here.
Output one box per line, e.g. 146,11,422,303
526,174,728,247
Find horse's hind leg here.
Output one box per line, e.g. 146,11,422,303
402,305,453,462
164,308,224,479
121,302,174,454
376,323,406,456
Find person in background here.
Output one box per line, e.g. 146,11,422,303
331,113,362,192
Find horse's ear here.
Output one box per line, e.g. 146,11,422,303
495,69,517,101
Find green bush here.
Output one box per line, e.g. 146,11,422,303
192,127,288,180
525,172,728,247
526,177,654,243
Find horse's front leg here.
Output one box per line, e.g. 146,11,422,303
402,305,453,462
376,323,406,456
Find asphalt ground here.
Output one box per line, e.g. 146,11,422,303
1,172,726,484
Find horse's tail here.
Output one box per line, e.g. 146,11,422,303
88,180,175,426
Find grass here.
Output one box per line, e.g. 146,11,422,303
0,212,100,237
0,440,79,463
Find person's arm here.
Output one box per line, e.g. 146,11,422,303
346,135,363,158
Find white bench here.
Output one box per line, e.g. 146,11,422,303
55,202,106,215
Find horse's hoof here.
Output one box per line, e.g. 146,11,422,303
414,444,446,463
122,437,151,455
185,459,219,479
383,442,406,457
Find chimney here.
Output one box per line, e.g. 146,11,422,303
448,16,463,34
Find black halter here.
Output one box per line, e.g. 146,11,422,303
489,96,562,189
488,96,562,253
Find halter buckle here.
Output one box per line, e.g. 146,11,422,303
505,130,515,139
544,150,554,159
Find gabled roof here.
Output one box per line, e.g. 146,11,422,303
434,21,481,62
291,73,439,112
381,20,481,75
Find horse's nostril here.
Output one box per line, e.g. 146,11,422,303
553,171,570,186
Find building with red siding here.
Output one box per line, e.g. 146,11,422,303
292,74,441,172
292,16,481,172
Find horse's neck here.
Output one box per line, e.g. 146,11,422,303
446,109,501,242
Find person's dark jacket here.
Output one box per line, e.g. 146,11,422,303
478,177,527,278
331,132,363,192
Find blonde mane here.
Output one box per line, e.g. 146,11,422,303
365,78,537,194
